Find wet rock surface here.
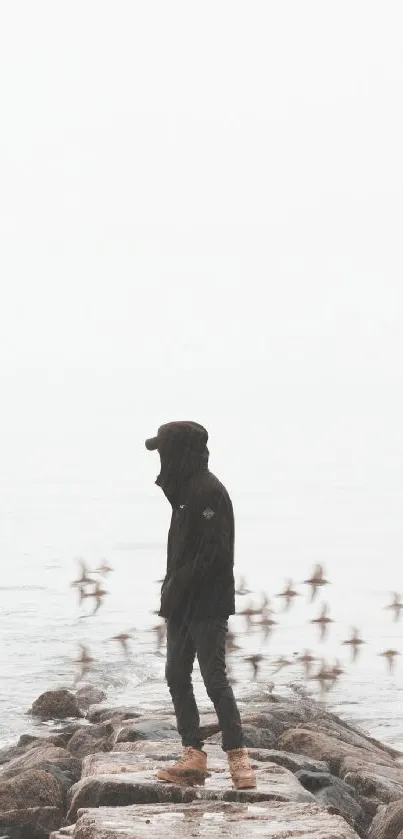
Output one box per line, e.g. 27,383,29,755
249,747,329,774
67,774,197,821
0,806,63,839
278,723,403,827
0,768,62,811
113,740,185,760
0,739,40,767
75,687,107,713
296,770,368,834
24,762,79,809
301,718,400,758
278,727,397,774
202,724,277,750
74,685,106,711
1,690,402,836
67,722,118,759
66,743,314,821
368,798,403,838
58,800,360,839
342,758,403,804
30,690,83,721
237,724,276,749
205,723,276,749
0,744,80,780
205,704,315,744
86,705,142,724
116,719,180,743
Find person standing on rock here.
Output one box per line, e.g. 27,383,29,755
145,421,256,789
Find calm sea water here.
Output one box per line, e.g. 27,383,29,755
1,468,403,749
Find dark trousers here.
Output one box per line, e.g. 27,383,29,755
165,617,244,752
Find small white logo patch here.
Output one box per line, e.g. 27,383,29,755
179,504,186,509
202,507,215,520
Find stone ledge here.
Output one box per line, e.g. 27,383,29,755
56,800,360,839
67,746,314,821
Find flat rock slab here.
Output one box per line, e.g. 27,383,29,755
81,742,323,783
82,743,243,776
60,801,360,838
67,746,314,821
82,750,178,777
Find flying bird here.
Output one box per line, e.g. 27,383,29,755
110,631,132,658
253,608,277,642
311,659,335,694
71,559,97,604
303,564,329,602
379,649,400,674
276,579,299,611
96,560,113,576
237,601,261,631
83,581,108,615
272,655,293,674
74,581,89,605
342,627,365,662
74,643,94,684
298,649,317,678
310,603,334,641
385,593,403,623
74,558,91,579
244,653,264,680
71,559,96,589
226,636,242,654
226,626,241,653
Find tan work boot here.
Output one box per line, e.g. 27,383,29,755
157,746,208,786
227,747,257,789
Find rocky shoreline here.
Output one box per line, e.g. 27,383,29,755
0,687,401,838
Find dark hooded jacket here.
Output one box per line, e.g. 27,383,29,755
148,422,236,622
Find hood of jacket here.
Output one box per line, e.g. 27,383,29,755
156,440,209,506
148,421,209,507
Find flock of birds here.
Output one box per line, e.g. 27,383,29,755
70,558,166,684
230,566,402,692
70,560,402,694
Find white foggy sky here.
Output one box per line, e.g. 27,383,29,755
1,1,403,491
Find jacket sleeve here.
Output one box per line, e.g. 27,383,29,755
160,489,232,611
189,489,233,581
